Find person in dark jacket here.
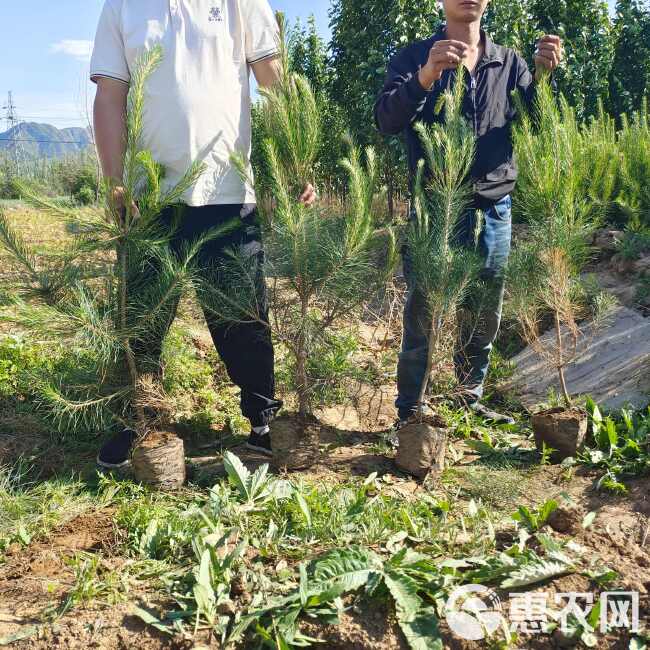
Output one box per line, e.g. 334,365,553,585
375,0,562,425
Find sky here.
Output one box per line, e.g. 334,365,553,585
0,0,616,131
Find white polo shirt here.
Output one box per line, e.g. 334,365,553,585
90,0,279,206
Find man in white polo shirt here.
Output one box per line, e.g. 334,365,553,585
91,0,315,467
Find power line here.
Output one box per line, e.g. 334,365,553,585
19,115,88,123
19,115,84,119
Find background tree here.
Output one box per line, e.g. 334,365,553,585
483,0,536,52
530,0,614,119
608,0,650,118
329,0,443,217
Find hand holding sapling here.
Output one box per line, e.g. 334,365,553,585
418,40,469,89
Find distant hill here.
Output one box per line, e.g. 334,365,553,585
0,122,92,159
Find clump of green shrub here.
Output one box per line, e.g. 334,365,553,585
49,155,100,205
276,328,380,407
616,228,650,261
0,336,56,399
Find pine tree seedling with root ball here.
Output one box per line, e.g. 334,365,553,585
229,15,397,470
509,77,602,462
0,47,236,487
394,70,484,480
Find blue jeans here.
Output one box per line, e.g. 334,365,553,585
396,195,512,420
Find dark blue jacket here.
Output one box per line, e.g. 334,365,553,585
374,26,536,207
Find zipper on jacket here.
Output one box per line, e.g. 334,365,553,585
470,75,478,136
470,74,478,196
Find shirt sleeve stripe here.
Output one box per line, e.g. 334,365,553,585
90,71,130,85
247,49,280,65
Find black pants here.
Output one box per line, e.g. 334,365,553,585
132,203,281,427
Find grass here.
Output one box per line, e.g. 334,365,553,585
0,417,647,648
0,462,95,554
448,465,533,511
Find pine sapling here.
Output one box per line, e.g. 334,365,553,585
511,79,598,409
394,70,483,479
406,69,483,417
510,79,601,460
229,16,396,464
0,48,233,474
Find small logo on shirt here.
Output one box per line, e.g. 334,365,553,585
208,6,223,22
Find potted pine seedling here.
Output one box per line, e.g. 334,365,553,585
230,16,396,470
510,78,599,462
394,72,483,479
0,48,230,487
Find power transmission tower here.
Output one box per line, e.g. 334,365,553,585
2,91,23,171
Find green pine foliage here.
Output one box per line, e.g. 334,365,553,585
232,17,396,418
510,79,599,407
617,100,650,228
0,47,231,436
405,70,482,410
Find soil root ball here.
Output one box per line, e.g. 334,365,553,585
132,431,186,489
531,407,588,463
395,415,447,480
271,414,320,471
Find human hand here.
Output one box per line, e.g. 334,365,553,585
108,185,140,225
299,183,317,207
418,40,469,89
535,35,563,79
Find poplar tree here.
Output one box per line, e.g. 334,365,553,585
329,0,444,216
609,0,650,118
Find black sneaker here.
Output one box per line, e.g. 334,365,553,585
97,428,137,469
468,401,515,425
246,427,272,456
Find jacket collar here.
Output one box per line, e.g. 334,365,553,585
433,24,505,65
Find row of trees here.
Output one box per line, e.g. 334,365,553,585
0,151,100,204
273,0,650,214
